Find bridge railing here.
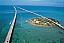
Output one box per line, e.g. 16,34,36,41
4,7,17,43
15,6,64,29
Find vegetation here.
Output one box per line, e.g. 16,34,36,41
55,24,58,26
27,17,60,27
42,24,44,25
33,17,36,19
47,23,51,26
46,17,56,22
35,23,39,25
57,20,60,24
27,20,30,21
51,23,55,26
30,19,33,20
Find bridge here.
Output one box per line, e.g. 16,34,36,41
15,6,64,29
4,7,17,43
4,6,64,43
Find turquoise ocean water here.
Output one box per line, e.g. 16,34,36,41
0,5,64,43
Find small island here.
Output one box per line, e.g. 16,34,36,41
26,17,60,27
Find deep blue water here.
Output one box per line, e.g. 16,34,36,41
0,5,64,43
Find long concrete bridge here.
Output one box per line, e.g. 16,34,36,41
4,7,17,43
4,6,64,43
15,6,64,29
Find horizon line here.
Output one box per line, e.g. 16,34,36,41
0,4,63,7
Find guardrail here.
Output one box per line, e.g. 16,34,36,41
4,7,17,43
15,6,64,29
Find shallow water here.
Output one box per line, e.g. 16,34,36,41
0,5,15,43
0,5,64,43
12,6,64,43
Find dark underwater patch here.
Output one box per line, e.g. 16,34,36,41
0,19,8,33
27,41,29,43
48,42,51,43
25,40,29,43
16,38,19,40
14,38,19,42
23,36,27,39
28,31,30,32
14,33,19,37
12,37,15,40
0,34,1,36
60,38,64,43
25,34,27,35
15,23,20,26
58,31,63,34
15,23,24,28
23,36,25,38
14,40,17,42
38,38,41,41
52,41,56,43
57,40,58,41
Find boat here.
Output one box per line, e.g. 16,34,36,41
9,20,12,25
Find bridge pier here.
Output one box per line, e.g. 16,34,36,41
16,6,64,29
4,7,17,43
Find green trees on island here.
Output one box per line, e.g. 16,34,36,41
27,17,60,27
46,17,60,24
47,23,51,26
33,17,36,19
27,20,30,21
46,17,56,22
57,20,60,24
35,23,39,25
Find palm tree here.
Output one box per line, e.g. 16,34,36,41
57,20,60,24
